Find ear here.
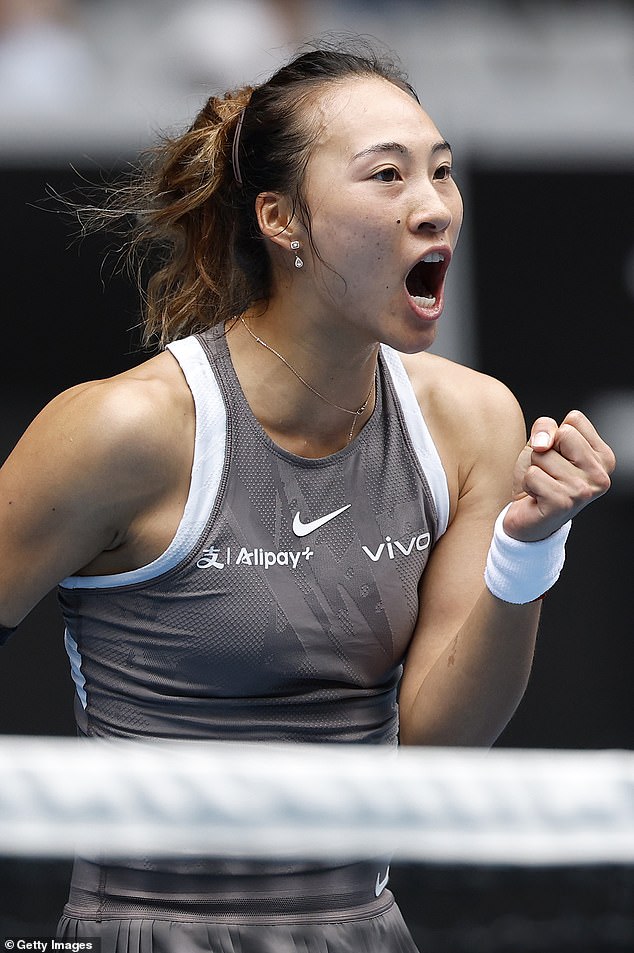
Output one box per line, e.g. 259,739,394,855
255,191,298,252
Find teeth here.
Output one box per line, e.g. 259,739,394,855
413,294,436,308
422,252,444,263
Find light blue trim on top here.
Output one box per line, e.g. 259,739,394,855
380,345,450,537
59,336,227,590
64,626,87,709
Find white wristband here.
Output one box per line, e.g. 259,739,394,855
484,504,572,604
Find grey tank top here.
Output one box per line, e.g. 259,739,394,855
59,325,449,745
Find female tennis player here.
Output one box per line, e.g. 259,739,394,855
0,45,614,953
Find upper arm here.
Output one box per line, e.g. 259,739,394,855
399,365,528,702
0,376,174,627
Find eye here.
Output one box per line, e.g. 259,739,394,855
434,164,454,181
372,167,401,183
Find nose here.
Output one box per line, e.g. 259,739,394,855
408,181,454,234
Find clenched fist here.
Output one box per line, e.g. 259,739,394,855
505,410,616,543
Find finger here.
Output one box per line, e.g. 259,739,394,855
522,463,571,510
560,409,617,473
529,416,558,452
540,423,598,471
524,440,611,513
512,434,572,500
529,445,577,482
506,468,570,540
552,425,613,495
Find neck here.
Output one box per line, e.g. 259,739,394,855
227,308,379,456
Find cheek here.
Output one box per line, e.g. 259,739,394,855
308,208,398,294
343,233,396,293
318,219,392,268
450,187,464,241
347,216,396,262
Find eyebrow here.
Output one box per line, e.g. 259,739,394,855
350,139,452,163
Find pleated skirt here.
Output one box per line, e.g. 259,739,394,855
58,895,420,952
57,854,420,952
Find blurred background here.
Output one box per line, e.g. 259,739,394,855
0,0,632,949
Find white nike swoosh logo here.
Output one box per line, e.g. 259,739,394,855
375,866,390,897
292,504,351,537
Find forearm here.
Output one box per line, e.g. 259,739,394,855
399,589,541,747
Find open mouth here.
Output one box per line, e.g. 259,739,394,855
405,251,449,309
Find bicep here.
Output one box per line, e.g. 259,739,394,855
0,409,119,626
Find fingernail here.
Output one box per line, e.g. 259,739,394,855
531,431,550,450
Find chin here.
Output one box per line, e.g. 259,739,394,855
383,321,439,355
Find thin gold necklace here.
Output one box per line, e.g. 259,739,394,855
240,316,375,444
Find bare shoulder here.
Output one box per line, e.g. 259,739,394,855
54,349,188,432
0,350,195,621
4,349,194,503
398,350,525,445
397,350,527,512
55,349,183,433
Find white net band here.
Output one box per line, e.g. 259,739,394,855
0,737,632,865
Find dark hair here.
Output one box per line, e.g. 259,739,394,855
99,44,417,346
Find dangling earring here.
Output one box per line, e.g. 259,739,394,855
290,240,304,269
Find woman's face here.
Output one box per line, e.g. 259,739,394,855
297,76,463,353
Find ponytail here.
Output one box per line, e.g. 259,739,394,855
123,88,253,346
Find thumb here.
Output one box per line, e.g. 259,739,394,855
529,416,558,452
